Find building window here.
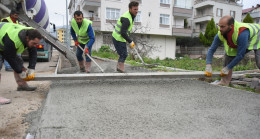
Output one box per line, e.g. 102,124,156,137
160,0,170,4
217,8,223,17
135,11,141,22
160,14,170,25
106,8,120,20
230,11,236,18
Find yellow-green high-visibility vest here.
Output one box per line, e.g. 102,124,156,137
218,21,260,56
0,22,33,54
71,18,93,44
112,11,134,42
1,16,19,24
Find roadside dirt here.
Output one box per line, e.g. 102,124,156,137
0,51,59,139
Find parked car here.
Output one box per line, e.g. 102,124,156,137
22,39,53,62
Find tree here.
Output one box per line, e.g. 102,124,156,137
199,18,218,46
243,13,254,23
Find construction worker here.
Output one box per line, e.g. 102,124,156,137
112,1,139,72
205,16,260,85
71,10,95,73
0,22,42,93
1,9,20,71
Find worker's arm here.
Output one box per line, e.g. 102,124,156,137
1,34,23,73
206,34,222,64
70,26,77,41
226,29,250,69
27,47,37,69
120,17,132,43
86,24,95,49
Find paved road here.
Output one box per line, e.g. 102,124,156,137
34,78,260,139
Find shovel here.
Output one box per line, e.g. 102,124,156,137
77,45,104,73
133,46,159,68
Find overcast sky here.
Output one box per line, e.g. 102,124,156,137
44,0,260,27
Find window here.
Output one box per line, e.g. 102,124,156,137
217,8,223,17
160,14,170,25
230,11,236,18
135,11,141,22
160,0,170,4
106,8,120,20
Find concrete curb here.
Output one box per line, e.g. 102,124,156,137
35,71,222,81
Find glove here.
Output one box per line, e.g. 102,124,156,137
84,47,89,55
26,69,35,81
205,64,212,77
220,66,230,77
75,41,80,47
19,71,27,79
130,41,135,48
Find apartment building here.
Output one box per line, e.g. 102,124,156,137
57,28,66,43
242,4,260,24
68,0,193,59
193,0,242,36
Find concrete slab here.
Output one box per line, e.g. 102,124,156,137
35,71,221,81
35,79,260,138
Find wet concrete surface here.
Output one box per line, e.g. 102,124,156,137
35,78,260,139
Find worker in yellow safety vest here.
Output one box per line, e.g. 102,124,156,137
0,23,42,105
205,16,260,85
112,1,139,72
1,10,20,72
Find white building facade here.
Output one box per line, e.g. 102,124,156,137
68,0,193,59
192,0,242,36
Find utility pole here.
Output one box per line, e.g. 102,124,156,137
66,0,70,48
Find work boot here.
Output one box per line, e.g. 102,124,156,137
85,62,91,73
211,69,232,86
17,85,37,91
0,97,11,105
78,61,85,72
117,62,125,73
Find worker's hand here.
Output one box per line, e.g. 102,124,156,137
75,41,80,47
220,66,230,77
130,41,135,49
26,69,35,81
205,64,212,77
84,47,89,55
19,71,28,81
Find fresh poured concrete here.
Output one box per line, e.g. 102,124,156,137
35,78,260,139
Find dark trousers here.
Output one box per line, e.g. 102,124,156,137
112,37,128,63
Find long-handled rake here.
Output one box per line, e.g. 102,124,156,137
77,45,104,73
132,46,159,68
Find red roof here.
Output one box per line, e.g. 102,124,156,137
242,7,254,14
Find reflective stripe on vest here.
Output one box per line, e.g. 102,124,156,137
218,21,260,56
0,22,33,53
112,11,134,42
71,18,93,44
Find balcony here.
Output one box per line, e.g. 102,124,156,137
172,26,192,37
173,7,193,18
83,0,101,7
194,13,213,23
194,0,241,7
87,17,101,30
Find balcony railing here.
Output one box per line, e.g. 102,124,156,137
173,7,193,18
194,0,241,6
84,0,101,2
194,13,213,19
172,26,192,37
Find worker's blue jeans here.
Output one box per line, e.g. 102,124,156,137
76,43,92,62
112,37,128,63
4,60,11,69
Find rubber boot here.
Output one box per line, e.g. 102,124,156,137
117,62,125,73
85,62,91,73
14,72,37,91
79,61,85,72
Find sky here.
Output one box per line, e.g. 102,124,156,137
44,0,260,27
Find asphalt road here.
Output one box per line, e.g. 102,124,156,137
34,78,260,139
